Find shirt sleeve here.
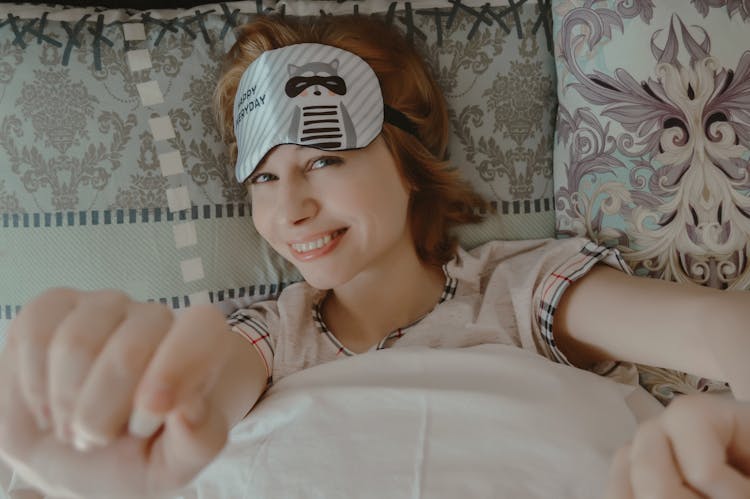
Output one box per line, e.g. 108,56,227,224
226,300,280,385
529,237,639,384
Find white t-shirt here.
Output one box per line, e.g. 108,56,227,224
227,237,638,388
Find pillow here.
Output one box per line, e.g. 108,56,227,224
0,0,558,341
552,1,746,401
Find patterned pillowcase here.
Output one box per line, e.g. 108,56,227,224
552,0,748,402
0,0,558,340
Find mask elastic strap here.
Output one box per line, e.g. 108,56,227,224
384,105,419,139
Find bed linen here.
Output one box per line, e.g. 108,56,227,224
173,344,663,499
0,343,663,498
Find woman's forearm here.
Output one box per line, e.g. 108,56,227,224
207,330,270,430
554,264,728,381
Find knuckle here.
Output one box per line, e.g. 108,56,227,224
86,289,132,310
136,302,174,328
10,288,77,337
667,393,711,415
36,286,79,303
660,394,716,431
24,287,78,316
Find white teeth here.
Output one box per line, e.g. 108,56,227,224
292,230,341,253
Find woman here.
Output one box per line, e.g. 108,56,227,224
1,14,749,499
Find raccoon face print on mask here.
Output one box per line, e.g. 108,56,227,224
284,59,357,149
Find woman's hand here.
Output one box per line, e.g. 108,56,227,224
605,393,750,499
0,288,236,498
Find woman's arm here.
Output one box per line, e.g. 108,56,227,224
205,330,269,430
0,290,272,497
554,264,747,390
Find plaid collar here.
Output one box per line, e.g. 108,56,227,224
312,264,457,356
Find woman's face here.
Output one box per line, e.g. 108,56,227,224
248,136,414,289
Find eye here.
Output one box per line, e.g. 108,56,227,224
249,172,277,185
309,156,342,171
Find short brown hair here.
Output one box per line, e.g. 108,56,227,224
214,14,487,266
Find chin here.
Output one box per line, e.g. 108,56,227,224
298,268,352,291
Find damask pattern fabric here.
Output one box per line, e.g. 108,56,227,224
552,0,747,401
0,1,558,341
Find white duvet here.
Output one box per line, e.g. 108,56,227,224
174,344,663,499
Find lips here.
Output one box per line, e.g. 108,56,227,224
288,228,347,261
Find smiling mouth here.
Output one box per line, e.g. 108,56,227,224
290,228,347,254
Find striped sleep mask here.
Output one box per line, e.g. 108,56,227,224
233,43,417,183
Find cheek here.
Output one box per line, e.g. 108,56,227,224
250,199,272,241
345,181,410,232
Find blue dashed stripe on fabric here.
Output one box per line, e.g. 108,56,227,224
1,199,551,228
2,305,21,321
1,204,250,228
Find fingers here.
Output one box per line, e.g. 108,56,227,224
71,301,173,450
12,288,78,433
661,395,750,499
629,419,703,499
48,290,132,445
129,305,233,439
0,291,233,497
10,288,175,453
606,395,750,499
0,329,44,467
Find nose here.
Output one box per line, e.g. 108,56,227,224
275,174,317,227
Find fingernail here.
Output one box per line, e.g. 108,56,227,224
72,433,92,452
128,408,164,439
71,424,109,448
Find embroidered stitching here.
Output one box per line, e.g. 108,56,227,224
0,1,554,72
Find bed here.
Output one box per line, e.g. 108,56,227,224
2,344,664,498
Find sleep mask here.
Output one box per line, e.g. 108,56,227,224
233,43,418,183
